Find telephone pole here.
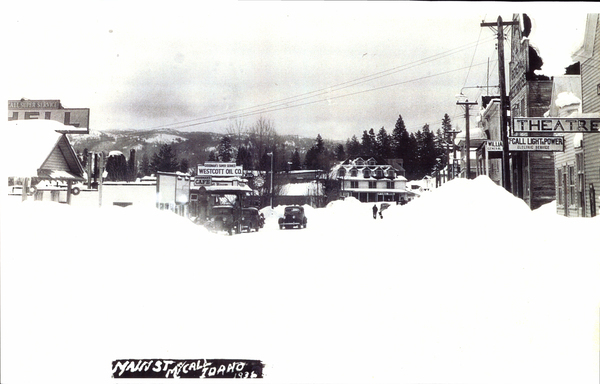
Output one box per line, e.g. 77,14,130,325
456,100,477,179
481,16,518,191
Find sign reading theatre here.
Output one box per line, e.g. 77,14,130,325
513,117,600,133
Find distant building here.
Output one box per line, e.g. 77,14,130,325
333,157,411,203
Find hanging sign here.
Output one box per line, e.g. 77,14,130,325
197,162,243,176
485,140,503,152
512,117,600,133
508,136,564,151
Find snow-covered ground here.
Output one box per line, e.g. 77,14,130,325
1,176,599,384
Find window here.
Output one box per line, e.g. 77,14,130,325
368,181,376,189
338,168,346,178
568,165,576,206
387,181,394,189
350,181,358,189
556,168,563,206
374,169,383,178
350,169,358,177
387,170,395,178
363,169,371,178
355,158,365,166
367,158,376,166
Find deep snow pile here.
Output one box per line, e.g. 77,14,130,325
1,176,599,384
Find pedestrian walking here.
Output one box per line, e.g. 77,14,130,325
372,204,378,219
379,205,383,219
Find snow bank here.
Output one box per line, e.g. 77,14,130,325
2,176,599,384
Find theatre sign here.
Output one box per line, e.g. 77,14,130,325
8,99,89,133
513,117,600,133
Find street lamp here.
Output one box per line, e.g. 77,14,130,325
456,93,477,179
267,152,274,208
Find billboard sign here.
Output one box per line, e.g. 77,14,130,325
508,136,564,152
512,117,600,133
197,162,243,176
8,100,90,133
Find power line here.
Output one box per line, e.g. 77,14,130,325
146,36,496,130
171,61,492,130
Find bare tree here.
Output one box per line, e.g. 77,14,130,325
248,116,277,168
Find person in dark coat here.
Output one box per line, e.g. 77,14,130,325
379,205,384,219
372,204,378,219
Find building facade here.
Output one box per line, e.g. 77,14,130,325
553,14,600,217
509,13,556,210
334,157,410,203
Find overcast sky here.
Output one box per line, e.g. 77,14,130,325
5,1,595,141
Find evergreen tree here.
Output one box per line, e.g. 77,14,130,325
346,135,361,158
236,145,253,170
105,151,128,181
217,135,233,162
207,151,217,161
179,158,190,174
140,153,151,177
391,114,410,161
128,149,136,181
333,143,346,161
360,129,377,157
420,124,438,176
376,126,392,159
291,149,302,170
151,144,180,173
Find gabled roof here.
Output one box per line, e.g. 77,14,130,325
3,120,85,180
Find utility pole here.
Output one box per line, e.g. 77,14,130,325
481,16,518,192
456,100,477,179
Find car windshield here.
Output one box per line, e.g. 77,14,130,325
212,207,233,215
285,207,301,214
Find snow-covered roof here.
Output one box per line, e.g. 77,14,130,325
280,181,321,196
546,75,582,117
2,120,84,179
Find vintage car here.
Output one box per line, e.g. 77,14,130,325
240,207,262,232
278,205,307,229
205,205,241,235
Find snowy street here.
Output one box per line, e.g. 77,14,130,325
2,176,599,384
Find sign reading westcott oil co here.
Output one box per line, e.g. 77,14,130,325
508,136,564,152
512,117,600,133
197,162,243,176
8,99,89,133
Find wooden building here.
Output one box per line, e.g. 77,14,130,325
509,13,556,210
5,120,85,204
553,14,600,217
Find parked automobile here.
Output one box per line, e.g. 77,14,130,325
278,205,307,229
241,207,262,232
205,205,241,235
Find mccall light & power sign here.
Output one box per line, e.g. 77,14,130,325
8,99,90,133
508,136,564,152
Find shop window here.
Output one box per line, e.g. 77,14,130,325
556,168,563,206
568,165,576,206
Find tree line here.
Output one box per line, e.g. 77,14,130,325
82,112,456,182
